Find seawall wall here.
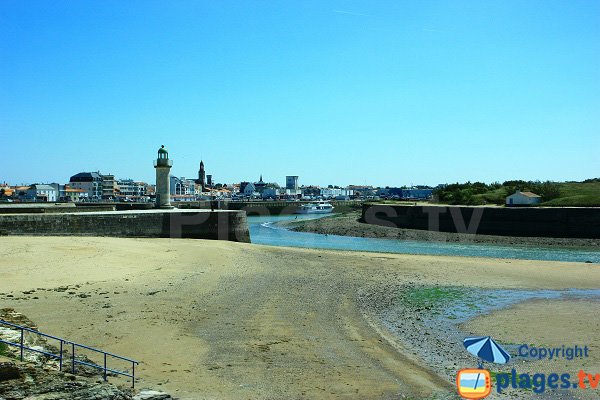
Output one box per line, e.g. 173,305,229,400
362,204,600,239
0,209,250,242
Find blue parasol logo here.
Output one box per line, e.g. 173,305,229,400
464,336,511,366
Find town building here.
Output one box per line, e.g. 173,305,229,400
506,190,542,206
261,187,279,199
25,184,58,202
116,179,147,199
64,187,88,202
170,176,196,197
102,175,116,199
320,188,354,198
69,172,103,200
242,182,256,196
239,181,250,193
48,183,65,201
286,176,299,190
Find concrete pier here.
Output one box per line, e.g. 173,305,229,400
0,209,250,242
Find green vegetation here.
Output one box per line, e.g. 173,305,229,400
541,181,600,207
400,287,466,309
433,179,600,207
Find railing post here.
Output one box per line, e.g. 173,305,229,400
59,340,63,371
71,342,75,374
103,353,107,382
132,362,135,388
20,328,24,361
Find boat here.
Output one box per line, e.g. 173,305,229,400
295,201,335,214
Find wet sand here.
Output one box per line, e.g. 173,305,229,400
464,298,600,372
0,236,599,399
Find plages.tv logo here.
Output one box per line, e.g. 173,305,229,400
457,336,511,399
456,369,491,399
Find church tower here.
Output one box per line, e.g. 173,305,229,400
197,160,206,191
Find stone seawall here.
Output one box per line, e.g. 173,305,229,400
362,204,600,239
0,209,250,242
0,204,117,213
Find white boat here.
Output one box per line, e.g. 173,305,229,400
295,201,334,214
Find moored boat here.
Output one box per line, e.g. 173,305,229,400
295,201,334,214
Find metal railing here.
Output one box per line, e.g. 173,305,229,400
0,319,139,387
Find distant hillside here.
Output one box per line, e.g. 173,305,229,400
434,179,600,207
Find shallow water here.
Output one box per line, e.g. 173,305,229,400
248,214,600,263
376,286,600,396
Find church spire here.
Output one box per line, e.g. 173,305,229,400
197,160,206,190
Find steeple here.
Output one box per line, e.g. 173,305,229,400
197,160,206,191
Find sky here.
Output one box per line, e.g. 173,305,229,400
1,0,599,187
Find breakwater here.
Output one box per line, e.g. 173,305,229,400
362,204,600,239
0,209,250,242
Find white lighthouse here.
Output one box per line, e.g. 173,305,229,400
154,145,173,208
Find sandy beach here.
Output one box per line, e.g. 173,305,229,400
1,236,599,399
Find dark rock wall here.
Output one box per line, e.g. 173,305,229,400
362,204,600,238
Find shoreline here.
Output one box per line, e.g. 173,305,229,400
280,211,600,249
1,236,599,398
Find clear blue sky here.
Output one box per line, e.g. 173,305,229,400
1,0,599,187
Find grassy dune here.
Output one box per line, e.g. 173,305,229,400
541,182,600,207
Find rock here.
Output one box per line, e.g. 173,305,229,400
0,362,134,399
133,389,172,400
0,363,21,381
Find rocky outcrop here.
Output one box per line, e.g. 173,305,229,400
0,361,132,400
0,362,175,400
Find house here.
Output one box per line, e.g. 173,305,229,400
64,187,88,202
242,182,256,196
0,185,14,198
506,190,542,206
26,184,58,202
